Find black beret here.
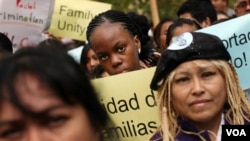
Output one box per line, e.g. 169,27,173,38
150,32,231,90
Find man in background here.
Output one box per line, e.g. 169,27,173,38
235,0,250,17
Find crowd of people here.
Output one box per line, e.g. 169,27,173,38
0,0,250,141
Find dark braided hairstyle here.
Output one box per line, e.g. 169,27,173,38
86,10,158,67
86,10,142,44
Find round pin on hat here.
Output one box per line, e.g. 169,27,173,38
150,32,231,90
168,32,193,50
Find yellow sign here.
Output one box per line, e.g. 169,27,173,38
91,67,160,141
49,0,111,41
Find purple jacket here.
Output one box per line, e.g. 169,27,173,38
149,117,250,141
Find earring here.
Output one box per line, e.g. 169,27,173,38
138,48,141,54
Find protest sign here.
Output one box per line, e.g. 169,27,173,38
92,67,159,141
0,0,55,52
199,14,250,94
89,14,250,141
48,0,111,41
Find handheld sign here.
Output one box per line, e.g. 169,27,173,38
48,0,111,41
0,0,55,52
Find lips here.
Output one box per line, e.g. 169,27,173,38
189,99,211,107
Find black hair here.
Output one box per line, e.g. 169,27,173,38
177,0,217,24
38,37,67,52
80,43,95,78
127,11,151,46
86,10,158,67
126,12,159,67
0,32,13,57
0,46,109,133
92,64,106,79
153,18,174,49
86,10,142,44
166,18,202,46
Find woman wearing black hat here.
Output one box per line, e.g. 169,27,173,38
149,32,250,141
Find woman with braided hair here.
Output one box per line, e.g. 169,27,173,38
149,32,250,141
86,10,158,76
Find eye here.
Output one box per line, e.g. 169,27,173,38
44,116,68,128
0,127,22,139
175,76,189,83
164,30,168,35
202,71,215,78
98,55,108,61
117,46,125,53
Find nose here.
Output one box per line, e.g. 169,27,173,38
110,54,122,68
247,4,250,10
25,128,45,141
191,77,205,96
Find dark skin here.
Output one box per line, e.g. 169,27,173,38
89,22,142,75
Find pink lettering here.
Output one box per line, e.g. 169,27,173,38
16,0,36,10
20,37,29,47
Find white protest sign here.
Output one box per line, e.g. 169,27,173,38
199,14,250,91
0,0,55,52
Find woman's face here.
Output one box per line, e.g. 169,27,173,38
86,48,100,73
172,24,198,39
89,22,141,75
211,0,228,12
235,0,250,17
171,60,227,127
0,74,100,141
159,21,173,52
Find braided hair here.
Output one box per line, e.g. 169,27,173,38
86,10,142,44
153,60,250,141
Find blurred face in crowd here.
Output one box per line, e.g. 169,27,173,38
171,60,227,130
179,13,210,28
88,22,141,75
0,73,100,141
211,0,228,12
159,21,173,52
235,0,250,16
86,48,100,73
170,24,198,42
217,12,229,20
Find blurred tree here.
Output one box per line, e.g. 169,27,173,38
93,0,237,24
93,0,185,22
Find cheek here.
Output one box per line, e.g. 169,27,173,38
99,61,110,73
213,79,227,103
61,109,100,141
171,90,188,113
126,46,139,62
86,63,91,71
160,35,166,44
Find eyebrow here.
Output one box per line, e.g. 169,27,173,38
113,40,122,49
35,104,68,114
0,121,20,128
0,104,67,127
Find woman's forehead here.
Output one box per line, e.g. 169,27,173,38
12,73,64,112
175,60,215,70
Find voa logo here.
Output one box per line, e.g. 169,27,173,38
226,129,246,136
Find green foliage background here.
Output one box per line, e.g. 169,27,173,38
92,0,237,22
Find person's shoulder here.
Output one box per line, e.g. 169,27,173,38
149,131,163,141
